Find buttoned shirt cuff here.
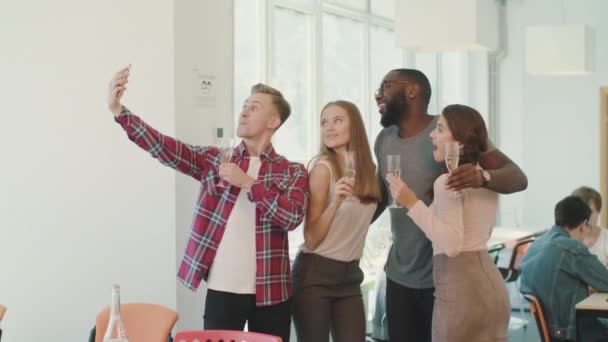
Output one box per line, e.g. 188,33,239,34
114,106,132,123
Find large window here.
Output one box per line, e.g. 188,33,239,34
235,0,403,164
233,0,261,133
234,0,492,332
234,0,404,269
369,24,403,140
234,0,493,305
322,12,365,108
270,6,314,161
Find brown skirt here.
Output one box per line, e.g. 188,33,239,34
432,251,510,342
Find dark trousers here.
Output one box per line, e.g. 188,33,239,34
292,253,366,342
386,277,434,342
203,289,291,342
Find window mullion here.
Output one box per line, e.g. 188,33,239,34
312,1,322,158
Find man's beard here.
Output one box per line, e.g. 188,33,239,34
380,93,408,128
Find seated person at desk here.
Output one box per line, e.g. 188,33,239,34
573,186,608,266
520,196,608,342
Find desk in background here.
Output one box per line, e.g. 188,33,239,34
488,226,546,249
576,293,608,340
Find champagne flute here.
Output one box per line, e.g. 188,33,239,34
445,142,462,198
386,154,402,209
344,151,356,200
344,151,356,179
216,138,234,187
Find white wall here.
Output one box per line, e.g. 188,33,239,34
173,0,234,331
0,1,177,341
498,0,608,227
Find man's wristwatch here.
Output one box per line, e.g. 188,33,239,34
479,167,491,187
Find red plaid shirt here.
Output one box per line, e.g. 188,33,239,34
116,107,308,306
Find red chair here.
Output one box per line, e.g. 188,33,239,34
174,330,282,342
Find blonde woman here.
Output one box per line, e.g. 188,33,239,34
292,101,381,342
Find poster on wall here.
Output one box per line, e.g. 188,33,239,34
192,68,217,110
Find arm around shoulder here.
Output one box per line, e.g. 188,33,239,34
479,148,528,194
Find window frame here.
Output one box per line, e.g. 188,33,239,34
238,0,406,164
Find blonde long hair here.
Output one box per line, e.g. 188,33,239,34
313,100,380,204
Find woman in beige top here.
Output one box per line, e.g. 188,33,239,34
292,100,380,342
386,104,510,342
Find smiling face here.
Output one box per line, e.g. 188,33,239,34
236,93,281,139
429,115,460,162
376,71,411,128
321,104,351,151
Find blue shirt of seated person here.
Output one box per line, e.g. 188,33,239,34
520,196,608,341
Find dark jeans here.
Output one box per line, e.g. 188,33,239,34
386,277,434,342
203,289,291,342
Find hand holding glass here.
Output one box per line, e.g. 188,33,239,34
344,151,356,179
216,138,234,187
445,142,462,198
386,154,401,208
343,151,356,199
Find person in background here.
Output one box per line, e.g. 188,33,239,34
372,68,528,341
520,196,608,342
387,104,510,341
573,186,608,266
107,66,308,342
292,100,380,342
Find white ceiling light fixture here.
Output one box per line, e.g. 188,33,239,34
394,0,499,52
525,25,594,75
525,0,594,76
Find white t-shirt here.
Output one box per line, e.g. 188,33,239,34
589,227,608,266
207,157,261,294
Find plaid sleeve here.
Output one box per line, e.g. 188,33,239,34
115,106,212,181
248,162,309,231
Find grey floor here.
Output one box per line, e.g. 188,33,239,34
364,311,542,342
508,310,542,342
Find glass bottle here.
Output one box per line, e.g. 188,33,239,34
103,284,129,342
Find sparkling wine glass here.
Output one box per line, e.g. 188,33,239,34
386,154,401,209
344,151,356,179
344,151,356,200
445,142,462,198
216,138,234,187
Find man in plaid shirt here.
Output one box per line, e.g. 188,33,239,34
108,66,308,341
